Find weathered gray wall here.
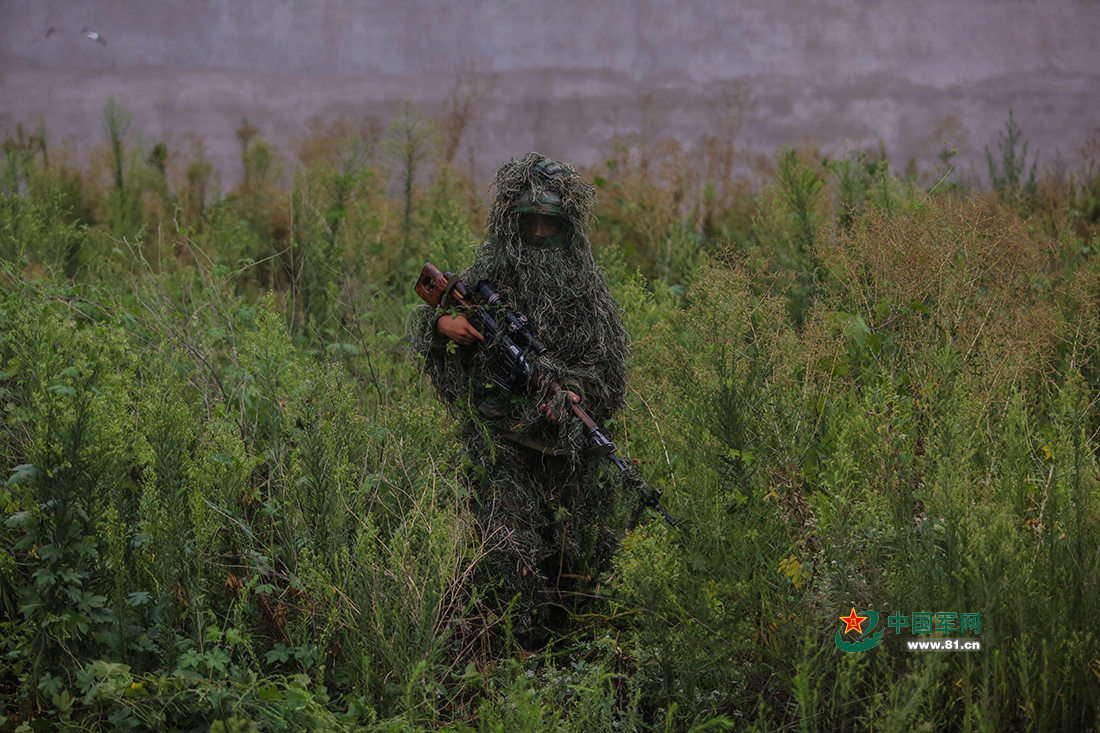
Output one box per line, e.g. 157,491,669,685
2,0,1098,189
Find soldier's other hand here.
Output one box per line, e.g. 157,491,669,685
437,314,484,346
540,390,580,424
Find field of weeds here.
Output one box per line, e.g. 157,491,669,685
2,101,1100,731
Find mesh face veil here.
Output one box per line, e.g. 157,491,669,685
517,212,568,248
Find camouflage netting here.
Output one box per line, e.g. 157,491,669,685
411,152,631,636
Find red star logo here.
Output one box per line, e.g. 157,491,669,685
839,608,869,634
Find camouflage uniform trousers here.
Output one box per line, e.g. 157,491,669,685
461,420,618,635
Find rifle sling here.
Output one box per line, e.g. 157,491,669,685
489,424,612,458
443,273,464,304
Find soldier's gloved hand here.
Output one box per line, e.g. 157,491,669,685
436,314,484,346
540,390,580,424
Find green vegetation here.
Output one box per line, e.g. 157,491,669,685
2,102,1100,731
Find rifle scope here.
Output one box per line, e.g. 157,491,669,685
475,280,548,357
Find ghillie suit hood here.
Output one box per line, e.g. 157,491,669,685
410,153,630,639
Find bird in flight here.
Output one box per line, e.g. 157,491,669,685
81,27,107,45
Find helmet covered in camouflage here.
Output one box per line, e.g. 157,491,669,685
510,189,564,217
509,158,567,216
486,153,595,253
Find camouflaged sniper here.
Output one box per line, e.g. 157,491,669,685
411,152,630,635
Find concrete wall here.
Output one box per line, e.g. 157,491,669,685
2,0,1098,189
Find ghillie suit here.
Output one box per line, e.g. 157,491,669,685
411,153,630,640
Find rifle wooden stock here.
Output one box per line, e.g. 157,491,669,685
416,262,472,309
